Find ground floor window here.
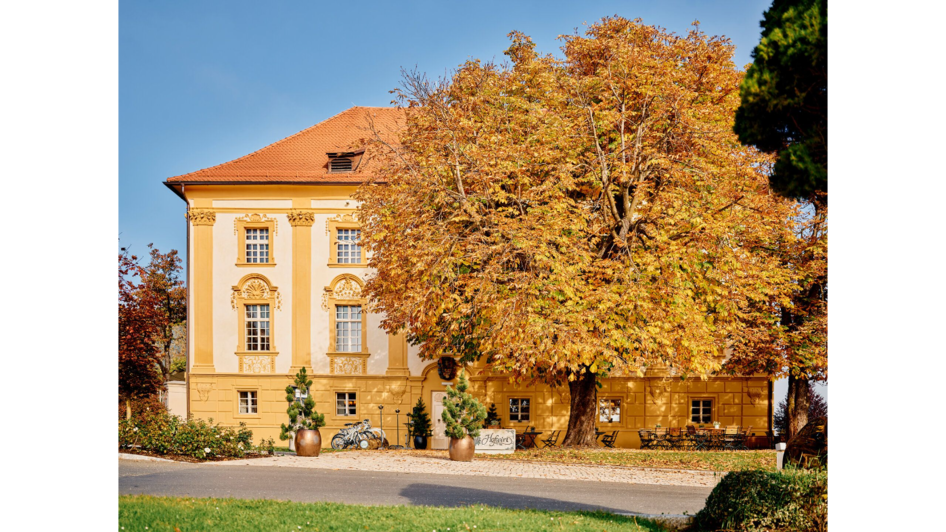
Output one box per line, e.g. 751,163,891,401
239,391,257,414
599,398,621,423
509,398,530,422
691,399,713,424
336,392,357,416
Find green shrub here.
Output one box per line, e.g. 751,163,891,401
441,370,487,439
119,402,254,460
279,367,326,441
119,395,166,421
691,469,827,532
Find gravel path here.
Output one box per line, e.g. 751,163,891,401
211,450,724,488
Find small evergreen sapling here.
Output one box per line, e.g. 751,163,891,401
279,368,325,441
441,370,487,439
409,397,433,438
483,403,501,428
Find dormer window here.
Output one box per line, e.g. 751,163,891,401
330,157,352,172
327,150,364,173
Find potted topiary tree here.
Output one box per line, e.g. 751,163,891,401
483,403,501,429
409,398,433,450
279,368,325,457
441,369,487,461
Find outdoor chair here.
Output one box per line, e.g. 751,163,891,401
600,430,619,448
540,430,561,448
735,426,752,450
638,429,656,450
722,426,740,451
667,428,684,450
653,428,670,449
692,429,710,451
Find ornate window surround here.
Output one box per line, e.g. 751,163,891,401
322,274,369,374
235,214,277,267
326,213,366,268
231,273,280,373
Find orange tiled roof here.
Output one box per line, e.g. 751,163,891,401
166,106,404,184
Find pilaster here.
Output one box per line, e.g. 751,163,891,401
386,332,411,376
188,208,216,373
288,209,315,372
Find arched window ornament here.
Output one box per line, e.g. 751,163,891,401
231,274,280,373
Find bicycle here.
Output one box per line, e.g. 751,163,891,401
331,419,388,450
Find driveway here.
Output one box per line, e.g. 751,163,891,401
120,458,714,516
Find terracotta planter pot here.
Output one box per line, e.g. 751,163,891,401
294,429,322,457
448,435,475,462
413,435,428,450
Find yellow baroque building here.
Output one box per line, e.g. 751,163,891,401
165,106,774,449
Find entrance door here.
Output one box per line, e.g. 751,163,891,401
431,391,448,450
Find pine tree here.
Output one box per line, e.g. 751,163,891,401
483,403,501,428
409,398,433,438
441,370,487,439
279,368,325,441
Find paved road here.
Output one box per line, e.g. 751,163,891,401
119,459,712,516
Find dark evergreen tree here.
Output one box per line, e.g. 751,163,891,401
409,397,433,438
483,403,501,428
734,0,827,203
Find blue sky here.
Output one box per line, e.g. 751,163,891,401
120,0,822,402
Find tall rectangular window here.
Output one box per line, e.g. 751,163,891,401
239,391,257,414
335,305,362,352
691,399,713,424
509,398,530,422
337,229,361,264
245,304,270,351
246,228,270,263
336,392,357,416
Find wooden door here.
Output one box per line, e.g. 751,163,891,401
431,391,448,450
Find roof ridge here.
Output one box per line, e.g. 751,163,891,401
166,106,396,181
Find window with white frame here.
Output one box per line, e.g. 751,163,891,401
509,398,530,422
239,391,258,414
335,305,362,352
599,398,621,423
336,229,361,264
245,228,270,263
336,392,357,416
691,399,713,424
245,304,270,351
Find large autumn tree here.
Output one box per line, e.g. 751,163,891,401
357,18,799,446
119,247,163,404
138,244,187,390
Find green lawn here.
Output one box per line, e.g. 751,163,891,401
453,448,777,472
119,496,666,532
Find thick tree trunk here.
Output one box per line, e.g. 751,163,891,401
560,370,598,447
786,374,811,439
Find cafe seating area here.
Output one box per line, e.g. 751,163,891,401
499,425,762,450
639,425,753,451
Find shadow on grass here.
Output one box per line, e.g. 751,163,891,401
399,483,669,530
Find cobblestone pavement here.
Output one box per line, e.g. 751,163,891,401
214,450,724,487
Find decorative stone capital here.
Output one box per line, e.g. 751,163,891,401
187,209,216,226
288,209,316,227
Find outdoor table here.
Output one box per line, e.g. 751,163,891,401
520,431,542,449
